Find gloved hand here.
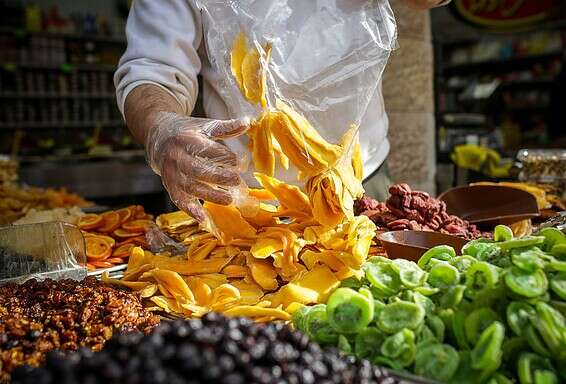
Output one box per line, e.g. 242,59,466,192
146,112,249,222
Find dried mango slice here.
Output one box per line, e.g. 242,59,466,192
101,271,150,291
190,240,218,261
254,172,311,215
271,135,290,170
139,284,158,298
265,111,328,176
122,265,153,283
185,277,212,306
224,305,291,321
352,141,363,181
230,280,264,305
155,211,198,230
242,47,262,104
292,264,340,303
198,273,229,289
270,283,320,308
260,43,272,108
204,202,257,244
300,249,345,272
230,31,247,93
248,188,276,201
249,259,278,291
251,236,284,259
151,269,195,302
276,100,339,159
306,170,346,227
223,265,249,278
210,284,241,304
245,203,278,228
249,115,275,176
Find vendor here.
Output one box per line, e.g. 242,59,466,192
115,0,449,220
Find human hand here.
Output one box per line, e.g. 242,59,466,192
146,112,249,221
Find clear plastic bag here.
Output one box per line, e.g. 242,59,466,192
0,222,87,284
194,0,397,232
198,0,397,152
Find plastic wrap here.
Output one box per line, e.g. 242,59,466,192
198,0,397,142
194,0,396,230
0,222,87,284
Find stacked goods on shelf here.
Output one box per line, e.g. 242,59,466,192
0,277,159,381
354,184,485,239
77,205,153,270
11,313,417,384
0,158,18,183
0,184,91,224
293,225,566,383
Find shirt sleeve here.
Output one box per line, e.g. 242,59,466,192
114,0,202,116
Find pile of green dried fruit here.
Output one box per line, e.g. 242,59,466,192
293,225,566,383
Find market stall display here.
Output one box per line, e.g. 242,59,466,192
0,183,91,225
9,313,425,384
77,205,152,270
13,207,85,226
0,277,160,381
293,225,566,383
354,184,484,239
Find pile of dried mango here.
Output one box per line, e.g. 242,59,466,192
104,184,381,321
103,32,381,321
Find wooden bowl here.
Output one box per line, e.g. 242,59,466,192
438,185,539,228
378,230,469,263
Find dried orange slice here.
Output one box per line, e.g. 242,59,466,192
115,208,132,224
86,263,97,271
98,211,121,233
133,205,146,219
113,243,135,258
107,257,126,264
77,214,103,231
130,236,148,246
122,219,153,233
113,228,143,239
90,260,113,269
86,237,112,261
97,235,116,248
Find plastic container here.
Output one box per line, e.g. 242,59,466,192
378,230,469,262
517,149,566,184
0,221,87,284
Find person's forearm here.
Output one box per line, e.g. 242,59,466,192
124,84,184,145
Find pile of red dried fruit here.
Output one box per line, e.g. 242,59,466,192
0,277,159,381
355,183,484,239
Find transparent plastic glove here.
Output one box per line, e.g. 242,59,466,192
146,112,250,222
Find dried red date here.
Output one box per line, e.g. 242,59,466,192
356,183,486,240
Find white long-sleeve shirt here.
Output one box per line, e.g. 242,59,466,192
115,0,395,185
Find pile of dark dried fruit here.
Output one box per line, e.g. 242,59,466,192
355,183,484,239
0,277,159,381
0,247,47,279
12,313,412,384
